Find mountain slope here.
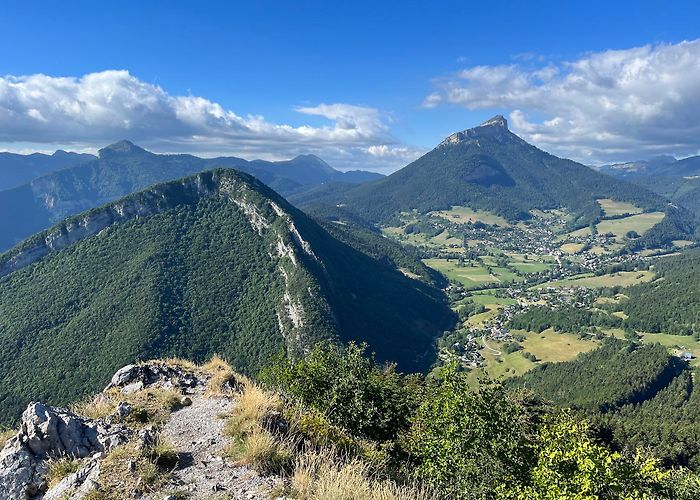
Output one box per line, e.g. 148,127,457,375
510,338,700,467
0,142,382,252
301,116,692,245
0,169,453,424
0,150,95,191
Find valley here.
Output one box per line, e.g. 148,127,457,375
377,199,697,384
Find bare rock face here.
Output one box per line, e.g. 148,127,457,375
0,403,131,500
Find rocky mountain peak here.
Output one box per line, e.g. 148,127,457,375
478,114,508,129
439,114,512,147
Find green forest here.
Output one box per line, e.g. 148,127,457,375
0,171,454,425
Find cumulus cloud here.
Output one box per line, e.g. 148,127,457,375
425,40,700,163
0,70,420,171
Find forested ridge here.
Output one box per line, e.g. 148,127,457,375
511,339,700,468
0,169,453,425
622,248,700,335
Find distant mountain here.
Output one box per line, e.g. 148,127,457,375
595,156,679,179
596,155,700,218
0,150,95,190
300,116,693,247
0,169,453,423
0,141,383,251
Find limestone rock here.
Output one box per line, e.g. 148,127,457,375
0,402,131,500
106,362,200,393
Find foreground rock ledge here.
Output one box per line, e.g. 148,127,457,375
0,360,210,500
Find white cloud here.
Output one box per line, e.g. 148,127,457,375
0,70,418,171
425,40,700,163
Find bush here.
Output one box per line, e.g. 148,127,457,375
261,342,423,442
406,364,546,498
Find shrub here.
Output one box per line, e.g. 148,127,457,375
501,410,674,498
406,364,546,498
261,342,423,442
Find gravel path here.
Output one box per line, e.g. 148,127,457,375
152,394,282,499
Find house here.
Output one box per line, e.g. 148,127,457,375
681,351,693,362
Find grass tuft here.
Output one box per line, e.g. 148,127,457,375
71,395,117,420
290,449,434,500
46,455,81,487
0,427,15,449
224,428,295,475
224,381,282,438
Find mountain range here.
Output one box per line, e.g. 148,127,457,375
0,142,382,252
596,155,700,219
0,150,95,191
0,168,453,424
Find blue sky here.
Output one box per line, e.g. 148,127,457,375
1,0,699,171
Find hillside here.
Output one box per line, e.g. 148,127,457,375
511,338,700,467
0,150,94,191
621,249,700,335
597,155,700,218
0,142,382,252
0,169,453,424
300,116,694,246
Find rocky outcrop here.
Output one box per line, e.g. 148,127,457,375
106,362,200,394
0,403,132,500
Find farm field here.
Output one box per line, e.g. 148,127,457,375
431,206,510,227
467,292,518,306
520,329,598,362
473,329,600,381
566,212,665,241
560,242,586,254
535,270,655,289
423,258,523,289
598,198,643,216
597,212,665,241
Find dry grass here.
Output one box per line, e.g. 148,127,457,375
161,357,200,372
201,354,247,397
0,427,15,449
120,387,184,425
145,436,179,469
95,437,175,499
71,394,118,420
290,449,434,500
71,385,183,425
224,428,295,475
46,455,81,487
224,381,282,438
200,354,231,374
